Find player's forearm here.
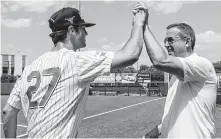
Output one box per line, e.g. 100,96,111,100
122,23,144,62
2,104,18,138
111,24,143,69
143,25,168,66
3,116,17,138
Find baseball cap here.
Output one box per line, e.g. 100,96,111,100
49,7,95,32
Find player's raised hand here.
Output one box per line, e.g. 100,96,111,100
133,1,148,25
133,9,146,27
133,1,148,12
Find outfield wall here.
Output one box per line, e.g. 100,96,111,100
1,83,15,95
1,83,220,105
217,94,221,105
90,83,168,96
217,88,221,105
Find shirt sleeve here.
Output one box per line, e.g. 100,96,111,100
7,78,22,109
75,51,114,82
177,56,209,83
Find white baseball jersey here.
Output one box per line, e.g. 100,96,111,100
7,48,114,138
161,53,217,138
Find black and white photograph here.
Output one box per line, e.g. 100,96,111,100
1,0,221,138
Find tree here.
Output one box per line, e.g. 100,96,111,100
139,64,149,72
111,67,125,73
123,66,137,73
1,74,17,83
213,61,221,73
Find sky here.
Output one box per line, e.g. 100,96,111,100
1,0,221,69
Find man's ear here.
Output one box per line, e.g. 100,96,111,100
68,25,76,34
185,37,191,48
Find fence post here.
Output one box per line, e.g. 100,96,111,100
140,86,141,96
140,87,141,96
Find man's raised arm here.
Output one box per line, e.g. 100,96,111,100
133,2,184,79
111,9,146,70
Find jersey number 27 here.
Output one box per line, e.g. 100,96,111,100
26,67,61,109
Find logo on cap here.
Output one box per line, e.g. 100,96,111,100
64,15,75,24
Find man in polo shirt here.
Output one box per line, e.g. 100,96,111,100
134,2,217,138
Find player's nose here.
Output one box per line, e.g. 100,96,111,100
84,28,88,36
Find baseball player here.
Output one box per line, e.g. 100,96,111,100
2,7,146,138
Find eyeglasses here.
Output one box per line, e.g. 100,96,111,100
164,37,175,45
164,37,184,45
165,45,174,52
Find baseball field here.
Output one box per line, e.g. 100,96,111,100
1,95,221,138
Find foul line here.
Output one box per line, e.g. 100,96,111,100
83,97,165,120
0,123,27,128
17,134,28,138
17,124,28,128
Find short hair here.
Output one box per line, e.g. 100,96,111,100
48,20,79,45
167,23,196,50
49,30,67,44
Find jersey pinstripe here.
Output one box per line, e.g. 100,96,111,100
7,48,114,138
